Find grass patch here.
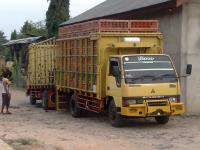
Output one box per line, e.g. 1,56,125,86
5,138,64,150
6,138,37,146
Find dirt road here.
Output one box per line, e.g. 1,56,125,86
0,89,200,150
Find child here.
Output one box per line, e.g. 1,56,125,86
1,72,12,114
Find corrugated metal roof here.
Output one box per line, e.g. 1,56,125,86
61,0,173,26
3,36,42,46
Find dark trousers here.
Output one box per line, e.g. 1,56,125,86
2,93,10,108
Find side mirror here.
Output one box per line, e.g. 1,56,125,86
113,66,121,77
186,64,192,75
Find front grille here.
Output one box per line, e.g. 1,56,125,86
124,95,180,101
148,101,168,106
136,99,144,104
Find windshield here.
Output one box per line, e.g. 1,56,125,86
123,55,177,84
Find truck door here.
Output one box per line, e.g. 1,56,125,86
106,58,122,106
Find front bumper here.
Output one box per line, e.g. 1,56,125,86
121,101,184,117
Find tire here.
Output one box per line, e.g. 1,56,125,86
30,96,36,105
155,116,170,124
108,100,123,127
42,90,49,110
69,94,81,117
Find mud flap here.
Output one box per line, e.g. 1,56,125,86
48,89,56,108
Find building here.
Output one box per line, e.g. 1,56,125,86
62,0,200,114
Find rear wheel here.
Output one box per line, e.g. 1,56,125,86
42,90,49,110
30,95,36,105
155,116,169,124
69,94,81,117
108,100,123,127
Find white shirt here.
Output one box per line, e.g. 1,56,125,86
0,80,3,94
0,78,10,94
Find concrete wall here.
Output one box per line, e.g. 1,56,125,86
144,8,183,75
182,0,200,114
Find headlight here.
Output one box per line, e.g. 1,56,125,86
122,97,143,107
169,97,177,103
169,96,180,103
122,100,136,107
127,100,137,105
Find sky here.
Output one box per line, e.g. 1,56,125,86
0,0,105,39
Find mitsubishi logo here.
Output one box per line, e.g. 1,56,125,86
151,89,156,94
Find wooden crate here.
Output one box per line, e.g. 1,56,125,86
58,19,159,38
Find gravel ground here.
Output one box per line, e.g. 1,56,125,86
0,89,200,150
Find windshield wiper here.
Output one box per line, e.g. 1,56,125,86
130,75,155,82
153,74,177,80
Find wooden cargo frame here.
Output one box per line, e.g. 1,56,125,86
56,35,103,111
27,37,56,88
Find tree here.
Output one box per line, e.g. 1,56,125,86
10,20,48,39
0,31,7,48
0,30,7,46
20,20,48,38
10,30,17,40
20,21,35,35
0,30,9,59
46,0,70,37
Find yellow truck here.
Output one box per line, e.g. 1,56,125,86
27,20,192,127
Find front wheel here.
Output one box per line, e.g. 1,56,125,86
155,116,170,124
30,96,36,105
108,100,123,127
69,94,81,117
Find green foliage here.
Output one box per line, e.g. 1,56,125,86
0,30,9,58
10,30,17,40
20,20,48,37
0,30,7,49
46,0,70,37
11,20,48,39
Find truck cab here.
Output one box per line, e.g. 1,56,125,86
106,54,189,127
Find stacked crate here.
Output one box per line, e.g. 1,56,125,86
58,19,159,38
129,20,158,32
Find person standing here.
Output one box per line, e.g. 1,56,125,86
0,75,3,109
1,72,11,114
